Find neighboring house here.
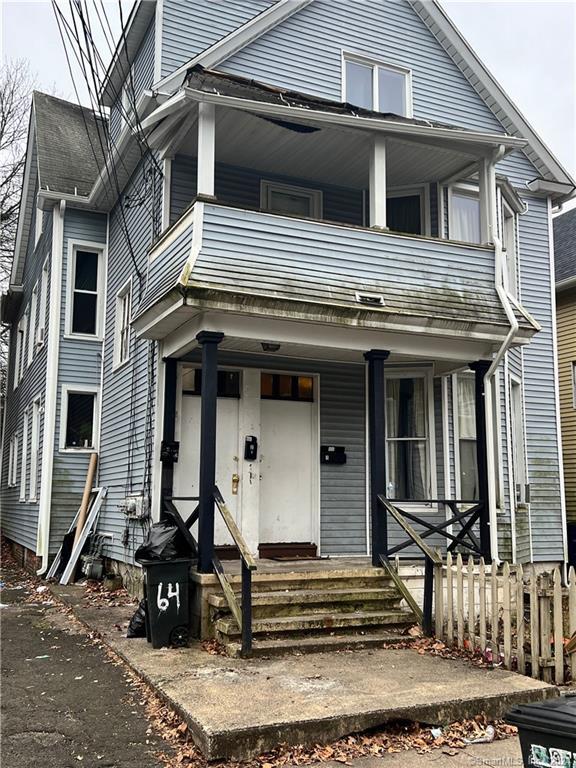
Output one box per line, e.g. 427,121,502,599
1,0,574,589
554,208,576,556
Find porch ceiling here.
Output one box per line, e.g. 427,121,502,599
176,107,482,189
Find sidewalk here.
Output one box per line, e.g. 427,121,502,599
53,582,554,761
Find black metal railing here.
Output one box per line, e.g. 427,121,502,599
377,496,485,636
213,486,257,657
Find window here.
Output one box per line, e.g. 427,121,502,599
114,280,132,367
510,377,527,505
456,375,478,500
449,188,480,244
385,376,428,500
344,55,411,116
8,434,18,487
260,373,314,401
501,200,517,296
20,410,28,502
120,63,136,130
29,398,41,500
61,387,99,450
27,282,38,367
386,188,427,236
14,308,29,387
68,245,103,337
261,181,322,219
182,368,241,399
34,205,43,247
37,259,48,347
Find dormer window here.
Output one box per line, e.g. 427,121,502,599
343,54,411,117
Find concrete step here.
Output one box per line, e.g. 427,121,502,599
223,630,415,658
209,587,403,618
216,568,393,593
215,608,416,639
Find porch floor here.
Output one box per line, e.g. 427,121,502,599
53,584,557,760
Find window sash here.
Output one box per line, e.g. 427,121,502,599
70,248,101,336
450,191,481,244
345,56,409,116
65,392,96,449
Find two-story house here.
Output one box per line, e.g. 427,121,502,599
554,208,576,561
1,0,574,644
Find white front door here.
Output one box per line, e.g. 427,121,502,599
173,373,241,546
259,381,317,545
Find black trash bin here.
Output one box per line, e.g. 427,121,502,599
506,694,576,767
140,558,192,649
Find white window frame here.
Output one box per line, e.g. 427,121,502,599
34,204,43,247
341,51,413,118
260,180,323,219
37,258,49,348
29,396,41,501
20,409,28,502
60,384,100,453
384,367,436,500
27,282,38,367
113,278,132,370
452,372,478,501
8,434,18,487
65,241,105,340
447,183,481,244
14,308,29,387
509,374,528,506
501,197,518,297
387,185,431,237
120,63,136,130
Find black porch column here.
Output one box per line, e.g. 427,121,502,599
160,358,178,509
470,360,492,562
364,349,390,566
197,331,224,573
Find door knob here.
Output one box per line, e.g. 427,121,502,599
232,473,240,495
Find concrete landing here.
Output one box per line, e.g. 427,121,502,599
53,585,557,761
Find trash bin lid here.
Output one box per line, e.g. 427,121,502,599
506,694,576,739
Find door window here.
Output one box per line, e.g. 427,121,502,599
261,373,314,401
385,376,428,499
182,368,240,398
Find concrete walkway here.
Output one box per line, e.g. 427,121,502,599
53,584,555,761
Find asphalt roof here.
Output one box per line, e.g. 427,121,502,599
184,66,489,135
553,208,576,283
33,91,107,196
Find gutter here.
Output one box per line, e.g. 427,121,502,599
36,200,65,574
556,275,576,293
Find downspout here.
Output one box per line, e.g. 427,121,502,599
36,199,66,575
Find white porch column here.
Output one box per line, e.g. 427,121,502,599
161,157,172,231
478,157,497,245
369,135,388,229
197,101,216,198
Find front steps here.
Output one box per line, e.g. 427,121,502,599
208,566,417,656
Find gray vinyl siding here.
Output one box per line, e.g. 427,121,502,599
217,0,537,186
50,209,107,553
138,223,193,315
0,204,52,552
109,19,155,145
160,0,274,78
194,203,507,328
98,159,161,564
170,156,364,228
434,377,445,500
517,196,564,561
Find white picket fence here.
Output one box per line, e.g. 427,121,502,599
433,553,576,684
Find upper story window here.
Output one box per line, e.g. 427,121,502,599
8,434,18,487
455,374,478,500
344,54,412,117
68,244,103,338
448,186,480,244
27,282,38,368
121,63,136,130
37,259,48,347
114,279,132,368
261,180,323,219
14,308,29,388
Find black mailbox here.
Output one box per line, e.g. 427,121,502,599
160,440,180,463
321,445,346,465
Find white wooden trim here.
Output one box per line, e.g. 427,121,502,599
442,375,452,501
58,384,101,453
153,0,164,83
27,281,38,368
151,341,165,523
37,201,65,565
197,102,215,197
260,179,323,219
19,409,28,502
451,374,461,499
29,396,41,502
64,239,106,339
113,277,133,370
37,258,49,348
161,156,172,231
341,50,413,118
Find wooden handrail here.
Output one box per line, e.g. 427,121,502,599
213,487,257,570
378,496,442,564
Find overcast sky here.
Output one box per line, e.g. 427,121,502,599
2,0,575,178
